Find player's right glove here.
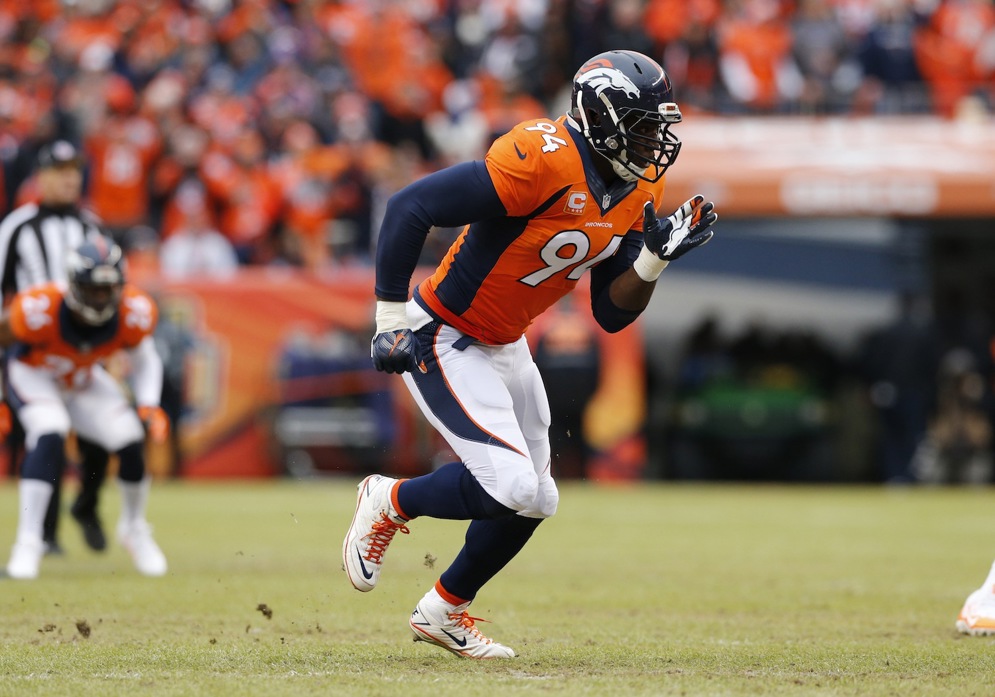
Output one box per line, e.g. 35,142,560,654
371,300,421,374
634,194,718,282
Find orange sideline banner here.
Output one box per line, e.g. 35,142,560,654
667,116,995,217
141,268,646,481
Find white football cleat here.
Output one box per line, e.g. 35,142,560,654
342,475,408,592
409,595,516,659
957,588,995,636
117,520,167,577
6,536,46,580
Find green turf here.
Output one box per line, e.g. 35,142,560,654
1,479,995,696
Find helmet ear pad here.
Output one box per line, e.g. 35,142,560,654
582,102,624,156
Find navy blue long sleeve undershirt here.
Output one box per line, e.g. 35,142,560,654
374,161,506,302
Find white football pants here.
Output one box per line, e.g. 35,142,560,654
402,301,559,519
7,359,145,452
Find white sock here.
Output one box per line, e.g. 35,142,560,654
425,586,448,607
16,479,53,545
117,477,151,526
423,585,469,614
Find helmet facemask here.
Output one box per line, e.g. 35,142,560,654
575,91,683,183
65,244,125,326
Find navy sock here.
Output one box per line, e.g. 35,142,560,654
396,462,515,520
440,515,543,602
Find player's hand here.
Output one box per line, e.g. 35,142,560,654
371,328,421,374
137,405,170,444
0,403,11,441
371,300,423,375
643,195,718,261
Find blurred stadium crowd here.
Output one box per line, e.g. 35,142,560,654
1,0,994,272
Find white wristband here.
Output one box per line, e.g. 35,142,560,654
632,245,669,282
375,300,409,333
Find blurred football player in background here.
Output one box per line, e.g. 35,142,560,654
958,560,995,636
0,239,169,579
0,140,116,556
343,50,718,657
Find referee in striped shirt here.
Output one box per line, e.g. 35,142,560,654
0,140,113,555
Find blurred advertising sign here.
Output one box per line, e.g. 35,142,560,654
668,117,995,217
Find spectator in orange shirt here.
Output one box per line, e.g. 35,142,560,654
645,0,722,47
476,74,547,146
270,120,343,270
331,3,451,160
85,106,162,244
717,0,804,112
199,127,281,265
914,0,995,116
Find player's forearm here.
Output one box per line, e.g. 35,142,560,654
590,268,655,333
608,267,656,312
129,336,164,407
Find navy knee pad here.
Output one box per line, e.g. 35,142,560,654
116,442,146,482
22,433,66,484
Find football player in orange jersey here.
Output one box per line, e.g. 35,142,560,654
343,50,718,658
0,240,170,580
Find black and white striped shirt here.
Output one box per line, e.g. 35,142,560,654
0,202,105,300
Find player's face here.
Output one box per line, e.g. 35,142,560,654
75,283,121,321
38,165,83,206
623,114,662,163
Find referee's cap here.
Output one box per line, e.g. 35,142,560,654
37,140,83,170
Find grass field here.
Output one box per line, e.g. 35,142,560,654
2,478,995,696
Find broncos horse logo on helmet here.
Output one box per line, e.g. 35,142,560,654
576,67,641,100
570,50,682,184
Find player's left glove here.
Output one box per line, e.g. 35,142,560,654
634,194,718,282
137,405,170,444
371,300,422,375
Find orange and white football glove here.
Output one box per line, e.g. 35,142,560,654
635,195,718,281
137,405,170,444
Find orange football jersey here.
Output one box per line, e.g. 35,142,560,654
8,283,158,388
417,116,666,345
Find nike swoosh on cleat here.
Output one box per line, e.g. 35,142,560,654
441,630,468,647
356,549,374,579
514,143,527,160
